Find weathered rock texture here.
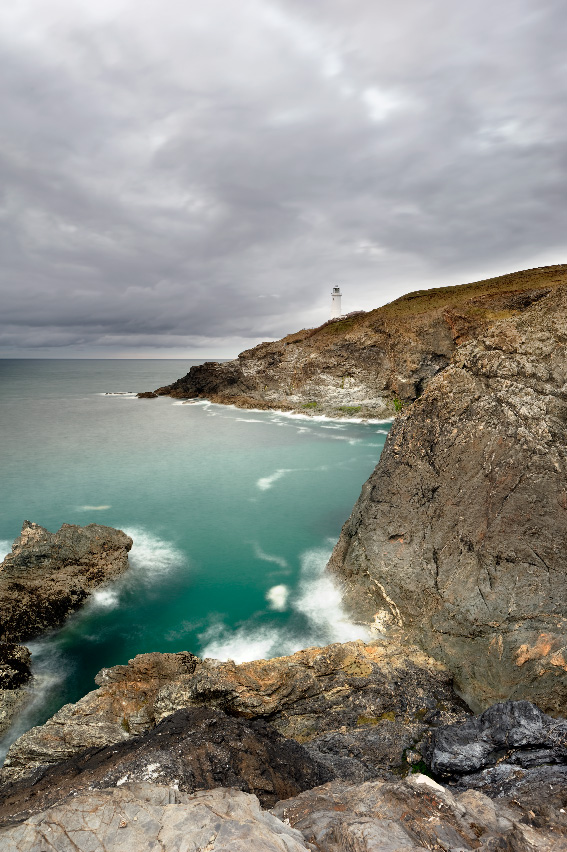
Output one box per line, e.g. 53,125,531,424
329,283,567,713
273,773,567,852
0,521,133,643
151,265,567,418
0,707,333,824
0,784,312,852
0,640,468,785
2,775,565,851
427,700,567,780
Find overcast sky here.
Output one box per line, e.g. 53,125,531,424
1,0,566,358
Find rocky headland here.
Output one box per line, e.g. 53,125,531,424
4,265,567,849
147,264,567,419
0,522,132,736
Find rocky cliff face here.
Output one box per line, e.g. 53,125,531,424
328,283,567,713
0,521,133,643
150,265,567,418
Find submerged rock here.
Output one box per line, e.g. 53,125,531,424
329,284,567,712
0,640,469,785
0,521,133,643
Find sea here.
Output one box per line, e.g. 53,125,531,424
0,359,390,758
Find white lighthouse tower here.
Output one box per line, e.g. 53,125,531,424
331,286,342,318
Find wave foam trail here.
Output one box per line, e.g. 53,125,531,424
199,622,302,664
256,468,294,491
77,505,111,511
252,543,289,571
90,588,120,609
122,528,186,586
0,639,67,766
0,540,13,561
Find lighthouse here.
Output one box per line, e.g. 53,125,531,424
331,286,342,318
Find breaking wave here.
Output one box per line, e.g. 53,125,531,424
199,540,369,663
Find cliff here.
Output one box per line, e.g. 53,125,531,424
151,264,567,418
328,282,567,713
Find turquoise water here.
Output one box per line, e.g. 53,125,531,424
0,359,390,753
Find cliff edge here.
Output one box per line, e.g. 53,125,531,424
151,265,567,418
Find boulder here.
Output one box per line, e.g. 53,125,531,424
0,784,312,852
0,522,133,643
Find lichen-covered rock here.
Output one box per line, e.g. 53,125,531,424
0,784,312,852
0,522,133,642
329,284,567,713
0,640,469,785
153,265,567,418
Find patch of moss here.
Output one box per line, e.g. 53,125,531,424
357,715,379,727
339,405,361,414
302,401,318,409
378,711,396,722
121,717,130,733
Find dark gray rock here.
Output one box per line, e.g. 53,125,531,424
329,284,567,713
0,521,133,642
0,706,333,826
427,700,567,779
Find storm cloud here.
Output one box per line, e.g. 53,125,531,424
1,0,566,356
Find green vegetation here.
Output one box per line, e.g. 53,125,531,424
302,401,318,409
356,715,379,727
321,317,358,335
392,397,404,413
121,717,130,733
339,405,361,414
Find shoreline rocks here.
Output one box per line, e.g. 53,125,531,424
0,522,133,644
0,640,469,786
0,522,132,739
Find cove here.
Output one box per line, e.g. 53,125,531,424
0,359,390,753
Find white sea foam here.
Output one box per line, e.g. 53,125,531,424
199,540,369,663
0,639,67,766
0,539,13,561
77,505,111,511
90,588,120,609
236,418,265,423
199,622,302,663
123,527,186,584
294,544,369,644
266,584,289,611
256,468,295,491
252,543,289,570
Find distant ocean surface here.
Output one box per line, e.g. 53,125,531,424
0,359,390,755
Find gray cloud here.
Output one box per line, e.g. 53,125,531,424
1,0,566,356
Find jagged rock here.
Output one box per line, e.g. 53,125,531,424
136,391,157,398
0,640,469,785
427,700,567,779
273,774,567,851
328,284,567,712
0,644,33,738
154,265,567,418
0,521,133,643
0,784,312,851
0,706,333,825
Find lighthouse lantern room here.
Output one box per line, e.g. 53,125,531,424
331,286,342,318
